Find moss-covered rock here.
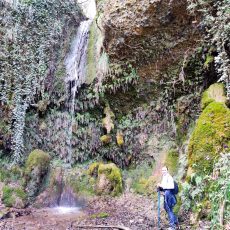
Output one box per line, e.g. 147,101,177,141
188,102,230,174
201,83,227,110
2,185,27,208
88,162,122,196
66,167,95,198
100,134,112,144
116,132,124,146
91,212,110,219
88,162,101,176
25,149,51,198
97,163,122,196
25,149,50,175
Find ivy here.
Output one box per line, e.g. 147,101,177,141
187,0,230,97
0,0,82,162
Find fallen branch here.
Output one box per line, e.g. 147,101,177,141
72,225,131,230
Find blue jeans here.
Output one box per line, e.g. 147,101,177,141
164,190,178,228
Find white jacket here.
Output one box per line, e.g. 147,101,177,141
161,173,174,190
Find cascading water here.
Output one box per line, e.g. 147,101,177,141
65,0,96,163
54,0,96,212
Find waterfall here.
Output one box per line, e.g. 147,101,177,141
64,0,96,163
65,19,92,112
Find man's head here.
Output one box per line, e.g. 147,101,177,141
162,166,168,176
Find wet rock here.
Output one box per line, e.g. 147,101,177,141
34,167,63,208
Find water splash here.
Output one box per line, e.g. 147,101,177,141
53,206,81,214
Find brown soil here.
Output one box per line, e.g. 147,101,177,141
0,193,211,230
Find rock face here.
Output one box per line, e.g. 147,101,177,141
101,0,200,77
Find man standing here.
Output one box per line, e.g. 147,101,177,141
157,166,178,230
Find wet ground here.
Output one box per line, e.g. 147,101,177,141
0,207,84,230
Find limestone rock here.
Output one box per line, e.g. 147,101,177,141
101,0,200,79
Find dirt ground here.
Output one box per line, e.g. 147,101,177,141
0,193,210,230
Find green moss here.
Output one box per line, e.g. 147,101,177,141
188,102,230,174
116,132,124,146
88,162,100,176
100,135,112,144
2,186,27,207
123,163,155,195
165,149,179,176
0,166,24,184
86,21,97,84
69,173,95,197
91,212,109,219
98,163,122,196
204,54,214,69
132,177,148,194
25,149,51,198
201,83,227,110
25,149,51,175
